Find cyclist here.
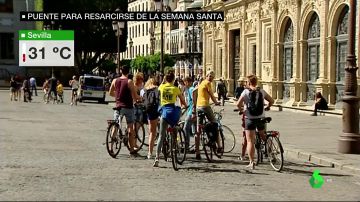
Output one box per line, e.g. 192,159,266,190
153,70,187,167
109,65,142,155
192,70,221,160
236,74,274,169
48,76,58,104
69,76,79,105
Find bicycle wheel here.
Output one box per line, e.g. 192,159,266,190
134,122,145,151
171,131,179,171
214,130,224,159
221,125,236,153
106,122,122,158
266,135,284,172
202,132,213,162
162,135,170,161
175,126,187,165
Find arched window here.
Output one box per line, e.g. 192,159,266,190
307,14,321,82
336,6,349,82
283,19,294,81
335,6,349,102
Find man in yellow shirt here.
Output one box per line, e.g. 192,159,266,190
193,70,220,159
153,70,187,167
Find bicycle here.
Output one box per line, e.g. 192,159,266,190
239,111,284,172
198,110,225,162
213,108,236,153
43,90,55,103
106,107,145,158
162,122,186,171
71,89,78,105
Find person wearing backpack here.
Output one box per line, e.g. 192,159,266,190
142,77,160,159
236,74,274,170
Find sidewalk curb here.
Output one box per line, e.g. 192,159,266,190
284,147,360,176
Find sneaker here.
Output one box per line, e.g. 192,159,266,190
70,103,73,106
153,159,159,167
238,156,245,161
147,153,152,159
246,161,255,170
195,154,201,160
311,113,317,116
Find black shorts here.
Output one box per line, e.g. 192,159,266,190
72,89,78,94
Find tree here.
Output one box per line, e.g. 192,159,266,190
42,0,128,74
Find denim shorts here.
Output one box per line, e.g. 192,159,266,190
244,118,265,131
113,108,135,124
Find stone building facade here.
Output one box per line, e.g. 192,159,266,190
202,0,360,108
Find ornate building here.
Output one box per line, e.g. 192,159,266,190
202,0,359,108
153,0,204,78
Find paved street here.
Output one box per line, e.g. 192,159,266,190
1,90,360,201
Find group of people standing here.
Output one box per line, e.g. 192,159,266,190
109,66,224,167
9,75,80,105
10,76,38,102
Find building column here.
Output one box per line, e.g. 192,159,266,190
297,40,308,106
240,20,246,81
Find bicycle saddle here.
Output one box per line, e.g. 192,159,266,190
261,117,272,123
197,111,206,118
113,107,122,110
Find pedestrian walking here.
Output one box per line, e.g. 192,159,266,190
29,76,37,96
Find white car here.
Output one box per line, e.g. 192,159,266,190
77,75,106,103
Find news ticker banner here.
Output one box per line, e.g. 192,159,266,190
20,12,224,21
19,30,74,67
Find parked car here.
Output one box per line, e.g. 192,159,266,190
77,74,106,103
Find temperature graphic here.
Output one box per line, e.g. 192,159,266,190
19,30,74,66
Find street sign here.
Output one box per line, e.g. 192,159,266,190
19,30,74,66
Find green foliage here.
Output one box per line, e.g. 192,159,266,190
42,0,128,74
34,0,43,30
164,66,174,74
129,53,175,73
99,59,117,72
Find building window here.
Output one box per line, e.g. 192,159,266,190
0,0,13,13
336,6,349,82
252,44,257,75
146,2,148,11
283,20,294,81
138,25,141,36
307,14,321,82
142,45,144,55
146,44,148,55
0,33,14,59
146,23,148,35
142,24,144,36
135,26,137,37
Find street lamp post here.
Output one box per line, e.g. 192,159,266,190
112,12,125,75
154,0,170,74
338,0,360,154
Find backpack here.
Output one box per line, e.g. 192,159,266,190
246,87,264,116
144,88,159,113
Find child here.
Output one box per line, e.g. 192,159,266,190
57,80,64,103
